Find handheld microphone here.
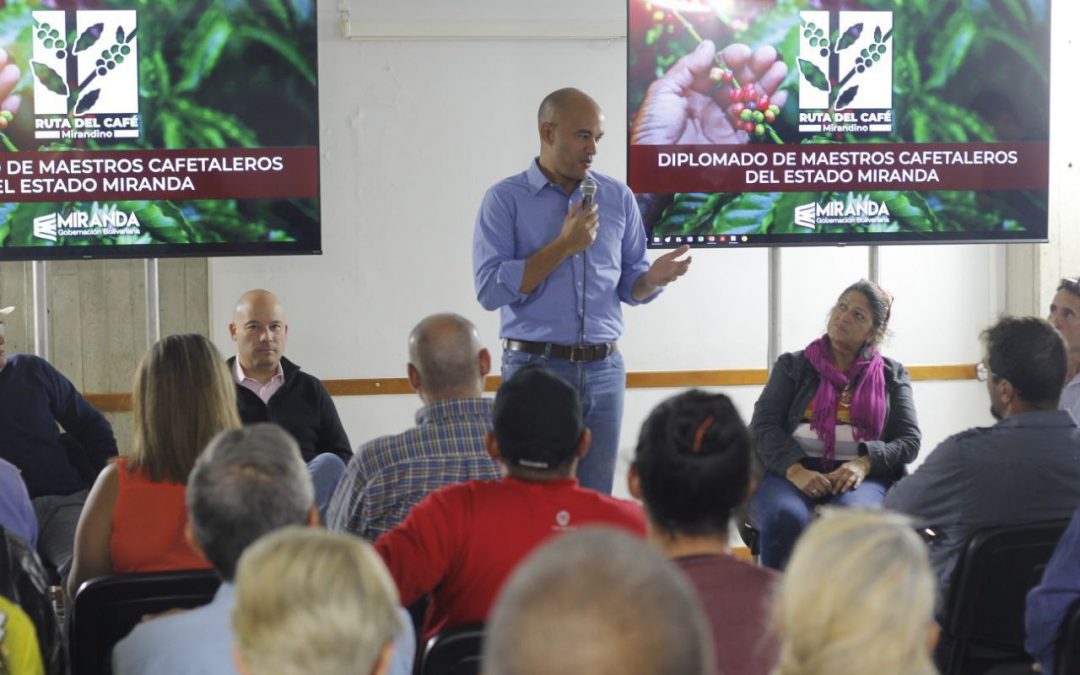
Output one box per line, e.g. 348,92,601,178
581,177,598,208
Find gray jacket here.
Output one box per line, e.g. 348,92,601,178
884,409,1080,614
750,350,922,479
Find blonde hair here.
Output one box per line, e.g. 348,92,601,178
129,334,241,482
232,527,401,675
773,509,938,675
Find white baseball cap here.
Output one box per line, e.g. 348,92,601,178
0,306,12,316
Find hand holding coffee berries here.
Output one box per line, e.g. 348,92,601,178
0,47,21,130
633,40,787,146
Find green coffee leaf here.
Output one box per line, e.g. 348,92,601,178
135,202,198,244
263,0,292,29
797,58,829,93
116,26,125,44
713,192,782,234
175,12,232,93
74,23,102,53
75,88,100,114
31,61,68,97
925,16,975,90
836,23,863,51
874,25,882,43
835,85,858,109
236,26,316,86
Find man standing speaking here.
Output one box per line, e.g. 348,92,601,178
473,88,691,493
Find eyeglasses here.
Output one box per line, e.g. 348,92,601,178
975,361,991,382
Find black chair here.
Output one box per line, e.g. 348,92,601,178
738,518,760,559
938,519,1070,675
1055,599,1080,675
419,622,484,675
68,570,221,675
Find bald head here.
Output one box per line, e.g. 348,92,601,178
483,528,715,675
407,313,489,402
233,289,283,323
537,87,600,126
229,289,288,382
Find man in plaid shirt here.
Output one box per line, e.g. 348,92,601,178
327,314,500,539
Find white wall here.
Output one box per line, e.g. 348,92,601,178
210,0,1076,499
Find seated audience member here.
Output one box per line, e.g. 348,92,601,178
0,596,44,675
227,289,350,515
1025,505,1080,674
0,459,37,548
113,424,413,675
483,527,715,675
67,334,241,597
0,526,63,674
0,304,117,577
774,509,939,675
375,365,646,640
630,389,779,675
1048,277,1080,420
749,280,921,569
328,313,500,540
885,317,1080,610
232,527,401,675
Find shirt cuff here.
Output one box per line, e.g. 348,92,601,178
496,259,529,303
621,270,662,306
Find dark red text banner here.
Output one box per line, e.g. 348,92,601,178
0,147,318,203
628,142,1048,194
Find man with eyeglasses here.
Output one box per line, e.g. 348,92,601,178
1048,277,1080,422
0,305,117,580
885,316,1080,619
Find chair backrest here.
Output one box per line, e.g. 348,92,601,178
945,519,1070,648
1054,599,1080,675
420,623,485,675
68,570,221,675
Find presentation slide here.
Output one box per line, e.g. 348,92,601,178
628,0,1050,248
0,0,320,260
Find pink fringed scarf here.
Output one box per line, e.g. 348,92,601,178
804,336,886,470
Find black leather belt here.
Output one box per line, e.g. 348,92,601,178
503,339,618,363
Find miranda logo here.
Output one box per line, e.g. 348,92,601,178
33,209,142,242
797,10,894,134
31,10,141,141
794,196,892,231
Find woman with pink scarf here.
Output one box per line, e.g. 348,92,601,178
748,280,921,569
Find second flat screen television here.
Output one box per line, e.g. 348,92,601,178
628,0,1051,248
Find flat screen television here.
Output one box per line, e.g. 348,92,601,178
0,0,320,260
628,0,1050,248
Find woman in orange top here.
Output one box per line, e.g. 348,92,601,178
67,334,242,597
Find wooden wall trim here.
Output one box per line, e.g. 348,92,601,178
85,364,977,413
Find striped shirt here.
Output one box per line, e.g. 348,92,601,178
326,398,501,541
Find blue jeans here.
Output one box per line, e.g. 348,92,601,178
307,453,347,525
748,459,889,570
501,349,625,494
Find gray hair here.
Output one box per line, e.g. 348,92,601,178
483,527,715,675
187,423,314,581
408,313,484,397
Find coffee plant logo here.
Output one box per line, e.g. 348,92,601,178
797,11,894,134
31,10,140,141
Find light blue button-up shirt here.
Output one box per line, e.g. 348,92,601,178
113,582,416,675
472,160,653,345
